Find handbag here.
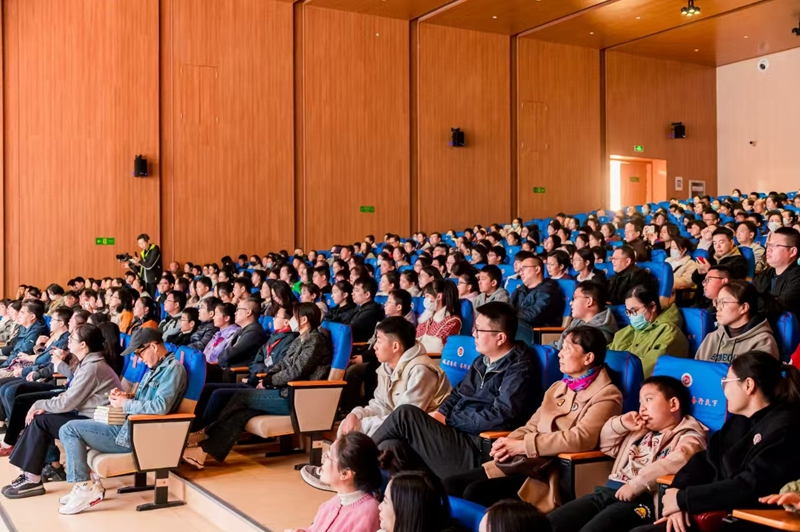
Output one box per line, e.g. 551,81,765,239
494,455,555,480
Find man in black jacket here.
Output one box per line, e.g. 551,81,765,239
213,299,266,382
126,234,162,298
753,227,800,320
624,219,651,262
607,246,657,305
508,256,564,328
370,302,541,480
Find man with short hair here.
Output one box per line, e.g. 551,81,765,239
608,246,657,305
433,243,449,258
753,227,800,319
157,274,175,305
509,256,564,328
551,282,618,350
473,265,509,309
188,296,221,352
486,246,506,266
702,209,720,227
370,302,542,480
62,291,81,312
736,221,766,274
231,277,253,304
194,277,213,306
384,289,416,325
165,307,199,346
158,290,187,340
0,301,48,367
215,298,266,377
692,264,736,316
693,228,748,293
312,266,332,294
624,220,650,262
169,261,181,275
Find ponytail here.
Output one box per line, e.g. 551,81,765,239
731,351,800,405
778,364,800,405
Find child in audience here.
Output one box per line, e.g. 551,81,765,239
548,376,708,532
479,500,551,532
287,432,382,532
379,471,467,532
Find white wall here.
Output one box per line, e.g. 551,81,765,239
717,47,800,195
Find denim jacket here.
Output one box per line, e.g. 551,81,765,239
117,353,187,447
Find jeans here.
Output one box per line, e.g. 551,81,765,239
443,466,526,507
371,404,481,480
191,382,251,431
59,420,131,483
549,486,655,532
201,388,290,463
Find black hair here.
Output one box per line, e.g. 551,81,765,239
73,323,106,353
199,296,221,315
459,272,479,295
719,280,759,319
480,264,503,285
565,325,607,367
215,302,236,324
774,227,800,253
167,290,188,311
381,271,400,292
731,351,800,405
376,316,416,352
475,301,518,340
334,432,384,494
575,247,595,268
195,276,213,291
576,281,607,311
136,296,160,323
641,375,692,418
625,284,661,313
422,279,461,319
51,307,74,326
485,500,552,532
233,277,254,294
548,250,570,271
21,299,45,320
294,301,322,330
616,245,636,262
711,227,734,240
489,245,507,263
354,276,378,301
385,471,453,532
182,307,200,327
333,280,354,305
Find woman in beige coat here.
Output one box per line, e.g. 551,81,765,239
443,326,622,512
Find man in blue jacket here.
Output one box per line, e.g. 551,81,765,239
371,302,542,480
509,256,564,328
0,300,48,368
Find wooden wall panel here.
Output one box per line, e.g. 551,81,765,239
416,24,510,231
301,7,410,250
605,52,717,200
4,0,160,290
516,39,601,218
161,0,295,264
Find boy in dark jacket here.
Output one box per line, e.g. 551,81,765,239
371,302,542,480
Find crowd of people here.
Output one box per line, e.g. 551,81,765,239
0,192,799,531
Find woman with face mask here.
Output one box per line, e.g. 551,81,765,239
767,212,784,234
608,285,689,378
183,303,332,469
415,280,462,355
665,236,697,290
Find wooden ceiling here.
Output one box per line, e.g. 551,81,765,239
303,0,453,20
611,0,800,66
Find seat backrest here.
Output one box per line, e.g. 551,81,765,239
258,315,274,333
120,353,149,393
555,279,576,325
531,344,562,390
504,246,521,264
504,278,522,293
440,336,481,388
460,299,474,335
375,295,388,305
398,265,413,273
775,312,800,363
652,355,728,434
411,296,426,317
498,264,515,278
324,293,335,310
609,305,630,327
449,497,485,532
44,315,52,328
738,246,756,280
173,346,207,413
595,262,614,277
121,333,131,350
639,262,674,299
678,308,714,356
320,321,353,374
604,350,644,414
691,248,709,261
651,249,667,263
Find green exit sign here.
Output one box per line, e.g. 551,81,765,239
359,206,375,213
95,237,116,246
533,187,546,194
634,145,644,152
630,176,640,183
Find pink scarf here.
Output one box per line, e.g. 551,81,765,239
563,367,600,392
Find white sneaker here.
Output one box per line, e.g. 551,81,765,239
181,447,207,470
59,484,82,505
58,482,105,515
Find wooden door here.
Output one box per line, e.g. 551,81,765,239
619,161,650,207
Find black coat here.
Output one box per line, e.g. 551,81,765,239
607,265,656,305
217,321,267,370
327,302,358,326
674,404,800,514
753,262,800,320
247,330,298,385
349,301,385,344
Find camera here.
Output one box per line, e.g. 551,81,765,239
116,253,132,262
757,58,769,72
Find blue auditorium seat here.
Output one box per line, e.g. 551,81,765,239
639,261,674,303
449,497,485,532
609,304,630,327
678,308,714,357
775,312,800,363
556,279,577,326
738,246,755,280
259,315,274,333
498,264,515,278
320,321,353,379
505,278,522,293
531,344,562,390
604,350,644,414
440,336,480,388
460,299,474,335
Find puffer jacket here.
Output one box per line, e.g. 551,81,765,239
695,315,779,363
261,329,332,398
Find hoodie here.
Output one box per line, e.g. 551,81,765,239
550,308,619,351
608,304,689,377
694,315,779,363
349,342,451,436
472,287,510,310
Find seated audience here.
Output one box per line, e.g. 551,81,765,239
1,300,48,367
608,285,689,377
128,296,159,335
692,228,748,293
188,296,221,351
692,264,738,316
473,265,509,309
0,307,71,380
398,271,420,297
665,236,697,290
695,280,779,363
624,220,651,262
1,324,120,500
480,500,552,532
551,282,617,350
0,301,20,346
158,290,186,340
509,256,564,328
108,288,134,334
416,280,462,354
457,273,479,303
608,247,657,305
444,326,621,510
54,328,187,515
301,283,328,318
183,303,331,468
631,352,800,532
371,302,541,480
202,302,239,364
327,281,358,324
736,221,767,274
209,298,267,382
546,250,572,280
165,307,199,346
548,376,708,532
571,247,607,285
379,471,467,532
753,227,800,319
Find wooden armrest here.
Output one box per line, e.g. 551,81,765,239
427,352,441,359
53,373,65,379
558,450,608,461
229,366,249,373
732,509,800,531
256,373,266,378
480,431,512,439
533,327,567,333
129,413,196,422
657,475,675,486
288,380,348,387
353,342,369,347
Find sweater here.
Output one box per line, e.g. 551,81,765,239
666,255,698,290
472,288,510,310
350,342,451,436
416,309,462,354
300,492,381,532
608,304,689,378
694,315,779,363
262,329,332,398
32,352,121,417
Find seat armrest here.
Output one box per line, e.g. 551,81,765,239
533,327,567,333
480,431,512,439
53,373,65,379
427,352,441,359
657,475,675,486
288,380,347,387
229,366,249,373
352,341,369,347
256,373,267,378
558,451,608,461
129,413,196,422
479,431,512,462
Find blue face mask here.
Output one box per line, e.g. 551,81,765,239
629,312,650,331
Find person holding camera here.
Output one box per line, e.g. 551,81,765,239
120,234,162,297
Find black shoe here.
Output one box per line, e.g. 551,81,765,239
0,425,7,435
2,475,45,499
42,464,67,483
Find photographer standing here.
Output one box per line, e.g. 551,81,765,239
123,234,162,297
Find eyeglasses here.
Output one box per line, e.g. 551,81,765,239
134,343,154,356
702,276,723,285
721,377,742,388
625,306,646,317
766,243,793,250
715,299,739,308
235,307,249,313
322,450,338,464
473,329,502,337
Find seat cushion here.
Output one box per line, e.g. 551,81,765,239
87,450,137,478
244,415,294,438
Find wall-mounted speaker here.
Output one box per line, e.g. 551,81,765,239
134,155,148,177
671,122,686,139
450,128,465,147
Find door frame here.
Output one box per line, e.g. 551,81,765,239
609,155,667,210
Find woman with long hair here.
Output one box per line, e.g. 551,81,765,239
380,471,466,532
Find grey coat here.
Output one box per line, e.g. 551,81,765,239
32,352,121,418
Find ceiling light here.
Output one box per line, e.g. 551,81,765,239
636,16,641,19
694,49,699,52
492,15,497,19
681,0,700,16
744,35,749,38
589,32,594,35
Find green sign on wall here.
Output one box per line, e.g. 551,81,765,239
359,206,375,213
630,177,640,183
634,145,644,152
95,238,116,245
533,187,546,194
